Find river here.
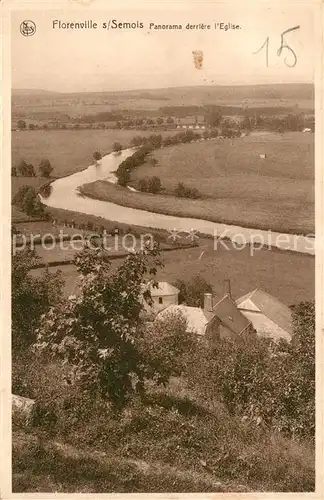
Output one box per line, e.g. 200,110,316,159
40,148,315,255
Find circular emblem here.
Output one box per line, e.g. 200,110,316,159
20,20,36,37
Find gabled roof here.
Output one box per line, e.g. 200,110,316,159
156,304,210,336
236,289,293,335
212,295,252,335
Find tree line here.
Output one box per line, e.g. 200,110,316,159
12,159,53,178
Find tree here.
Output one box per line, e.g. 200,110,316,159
241,116,252,131
130,135,145,147
13,185,31,206
11,166,17,176
147,176,162,194
138,178,148,192
29,123,36,130
166,117,174,124
174,182,199,199
140,311,198,385
12,249,63,350
17,119,26,130
174,275,213,307
34,246,175,407
147,134,162,150
39,159,53,178
16,159,28,176
20,188,40,215
188,301,315,440
25,164,36,177
93,151,102,164
156,117,164,125
174,182,186,198
13,185,44,216
112,141,123,153
16,160,35,177
205,108,222,128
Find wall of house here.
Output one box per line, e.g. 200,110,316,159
149,293,178,314
205,316,221,345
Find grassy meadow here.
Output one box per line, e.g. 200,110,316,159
127,132,314,234
31,238,315,306
11,129,177,197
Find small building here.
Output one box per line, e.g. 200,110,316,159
236,289,293,342
259,153,267,159
142,281,180,315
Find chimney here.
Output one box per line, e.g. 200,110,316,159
204,293,213,312
224,279,232,298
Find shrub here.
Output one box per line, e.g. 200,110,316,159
112,142,123,153
147,176,162,194
39,159,53,178
174,183,200,199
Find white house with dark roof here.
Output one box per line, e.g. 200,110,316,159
236,289,293,342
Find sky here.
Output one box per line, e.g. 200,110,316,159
11,3,317,92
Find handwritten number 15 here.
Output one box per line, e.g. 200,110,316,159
253,26,300,67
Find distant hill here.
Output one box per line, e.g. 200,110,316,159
12,88,61,96
12,83,314,101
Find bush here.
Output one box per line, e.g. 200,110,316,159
12,186,44,216
112,142,123,153
147,176,162,194
174,183,200,199
93,151,102,162
16,160,35,177
187,301,315,441
39,159,53,178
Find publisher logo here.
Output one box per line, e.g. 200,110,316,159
20,20,36,37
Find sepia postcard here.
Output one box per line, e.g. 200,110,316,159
0,0,323,498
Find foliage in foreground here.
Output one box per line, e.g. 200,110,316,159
12,248,315,492
34,247,196,407
12,248,63,351
187,301,315,440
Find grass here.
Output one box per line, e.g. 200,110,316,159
126,132,314,234
11,129,178,221
80,175,313,235
30,238,314,306
13,430,249,493
12,362,315,494
11,129,178,183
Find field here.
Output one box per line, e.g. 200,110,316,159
80,132,313,235
12,84,314,120
31,238,315,307
11,129,178,197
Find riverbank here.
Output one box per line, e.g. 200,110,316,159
79,180,313,236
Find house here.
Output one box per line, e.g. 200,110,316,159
142,281,180,315
155,282,253,342
236,289,293,342
259,153,267,159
